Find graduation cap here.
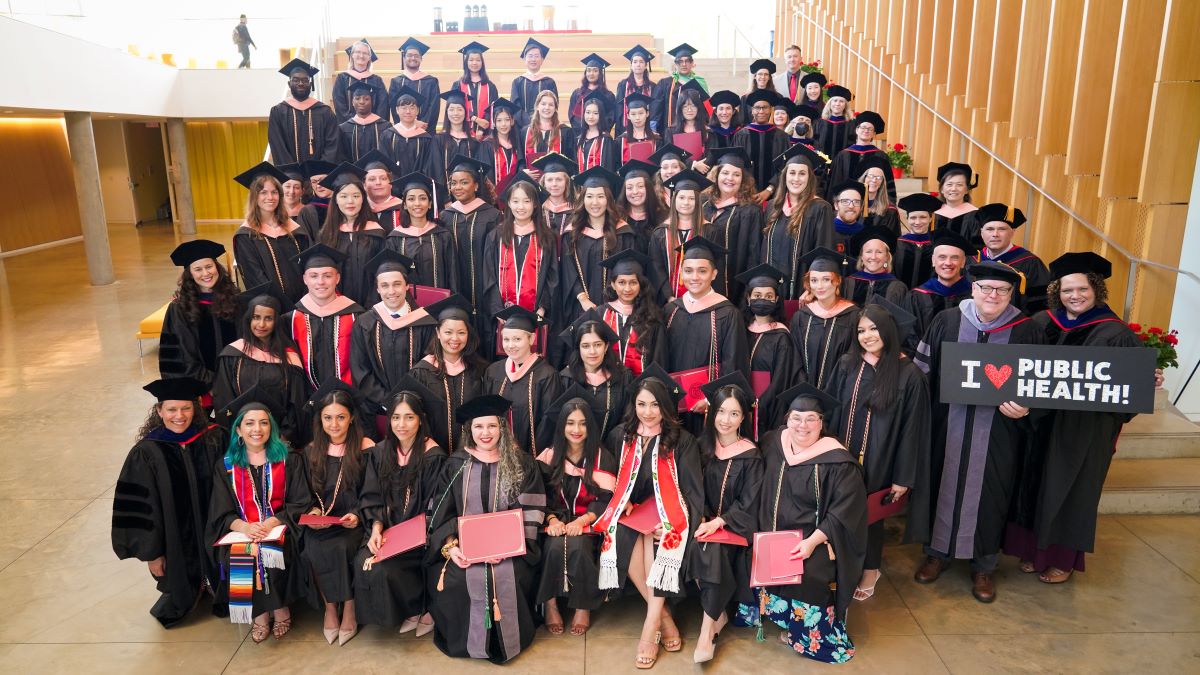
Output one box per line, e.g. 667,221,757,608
439,89,468,107
678,78,710,102
800,72,828,88
662,168,713,193
530,152,579,176
968,260,1026,294
213,384,261,429
302,159,337,179
355,149,398,175
391,85,426,110
699,371,753,403
237,283,276,309
276,163,305,183
456,394,512,424
773,98,797,115
580,52,611,69
279,58,319,77
708,90,741,110
867,293,919,345
446,154,489,178
558,309,619,347
848,224,898,256
825,84,852,100
773,142,829,172
624,92,653,110
1048,251,1112,280
233,161,289,189
799,246,851,274
744,89,780,109
617,159,658,181
307,377,362,411
736,262,789,291
367,248,416,278
318,162,367,191
793,105,822,122
487,97,519,118
573,166,621,191
976,203,1027,229
829,180,867,202
705,146,751,168
633,363,685,405
778,382,841,416
394,171,434,197
500,170,549,203
599,248,653,277
345,39,378,62
749,58,777,74
422,293,474,322
623,44,655,63
677,235,727,263
543,385,603,429
170,239,225,267
929,229,977,257
494,304,544,333
667,43,698,60
648,143,692,166
296,243,347,270
582,89,613,113
936,161,979,189
897,192,942,215
387,373,438,405
348,79,377,98
854,110,886,134
458,41,489,55
143,377,207,403
398,37,430,56
521,37,550,58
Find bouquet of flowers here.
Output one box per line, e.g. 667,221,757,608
886,143,913,177
1128,323,1180,369
800,60,823,74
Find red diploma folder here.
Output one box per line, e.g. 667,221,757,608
458,509,527,564
298,514,343,526
216,525,286,546
414,284,451,308
372,513,427,563
628,140,655,162
783,300,801,323
526,151,547,169
673,131,704,160
621,499,662,534
751,371,771,398
749,530,804,587
671,366,711,413
697,527,749,547
867,489,909,525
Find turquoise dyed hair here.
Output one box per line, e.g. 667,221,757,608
224,403,290,466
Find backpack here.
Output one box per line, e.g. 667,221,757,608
232,27,240,45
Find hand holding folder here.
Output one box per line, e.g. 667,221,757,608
867,488,909,524
216,524,286,546
620,500,662,534
371,514,427,563
458,509,527,564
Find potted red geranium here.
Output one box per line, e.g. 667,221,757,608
886,143,913,179
1128,323,1179,410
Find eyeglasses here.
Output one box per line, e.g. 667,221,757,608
751,104,772,111
862,175,883,182
789,414,823,426
837,198,863,206
974,283,1013,297
857,124,875,131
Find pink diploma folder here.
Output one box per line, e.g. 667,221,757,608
749,530,804,587
298,514,344,526
458,509,527,564
867,488,909,525
697,527,749,547
620,499,662,534
372,513,427,562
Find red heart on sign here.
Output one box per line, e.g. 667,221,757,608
983,364,1012,389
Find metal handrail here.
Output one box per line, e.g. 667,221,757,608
794,5,1198,320
716,15,767,77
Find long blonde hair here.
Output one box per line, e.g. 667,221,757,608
859,168,893,217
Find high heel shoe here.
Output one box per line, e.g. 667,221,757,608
250,620,271,644
415,619,435,637
323,628,339,644
338,625,358,646
399,617,419,635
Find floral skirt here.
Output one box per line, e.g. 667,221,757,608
735,591,855,664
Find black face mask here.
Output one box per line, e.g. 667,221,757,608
748,298,777,317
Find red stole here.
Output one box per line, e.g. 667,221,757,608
593,436,686,537
459,79,491,139
292,309,355,386
577,134,606,170
492,143,518,186
499,233,541,311
664,228,693,299
229,461,286,522
525,124,561,154
603,306,644,375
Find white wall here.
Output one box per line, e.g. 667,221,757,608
1166,145,1200,418
93,119,135,224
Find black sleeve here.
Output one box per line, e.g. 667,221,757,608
111,445,164,562
722,456,764,538
267,105,297,164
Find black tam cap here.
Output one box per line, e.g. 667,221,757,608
968,261,1026,293
736,262,788,290
648,143,692,165
667,43,698,59
348,79,376,97
749,58,777,75
307,378,361,411
617,159,658,181
848,225,897,257
800,72,828,88
170,239,225,267
897,192,942,215
930,229,977,257
662,169,713,193
744,89,780,108
521,37,550,58
623,44,655,63
558,309,619,347
793,106,821,122
633,363,685,404
706,146,751,168
799,246,851,274
447,154,488,178
1048,252,1112,280
276,163,305,182
355,149,398,175
395,171,434,197
976,203,1027,229
423,293,474,322
318,162,367,191
699,371,753,402
296,243,347,270
233,161,289,189
367,248,416,278
829,180,867,201
391,85,426,110
494,304,543,333
237,283,275,309
599,248,652,276
458,41,489,55
825,84,852,100
573,166,621,191
867,293,918,344
456,394,511,424
530,152,579,176
854,111,886,134
624,92,653,110
279,58,318,77
708,90,741,109
580,52,611,69
303,159,337,179
399,37,430,55
677,235,727,262
937,161,979,188
543,385,602,430
143,377,207,403
773,142,828,173
344,39,378,62
780,382,841,416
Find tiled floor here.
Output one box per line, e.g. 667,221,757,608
1,224,1198,673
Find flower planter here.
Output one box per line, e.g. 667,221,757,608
892,167,904,179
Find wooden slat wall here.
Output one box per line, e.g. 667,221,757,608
775,0,1198,327
0,119,83,252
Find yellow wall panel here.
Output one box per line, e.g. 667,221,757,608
985,0,1021,123
1157,0,1200,81
1010,0,1052,139
946,0,974,96
1138,82,1200,205
184,121,268,222
966,0,996,109
0,118,83,252
1065,0,1121,175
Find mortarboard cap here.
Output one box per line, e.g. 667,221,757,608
348,79,376,98
399,37,431,55
521,37,550,58
234,161,289,189
143,377,207,403
634,363,685,405
367,248,416,278
648,143,692,166
494,304,544,333
599,248,652,277
667,43,697,59
705,146,751,168
388,373,439,404
422,293,473,322
170,239,225,267
395,171,434,196
617,159,658,181
774,142,828,173
458,41,489,55
572,166,621,191
279,58,318,78
355,149,398,174
391,85,426,110
318,162,367,191
744,89,780,108
558,309,620,347
699,371,753,403
677,235,727,263
455,394,511,424
976,203,1027,229
662,168,713,193
623,44,655,63
214,384,260,429
1048,252,1112,280
307,377,361,411
780,382,842,416
296,243,347,270
446,154,489,178
543,385,602,430
624,92,653,109
580,53,611,69
302,159,336,179
344,39,378,62
530,152,579,176
276,163,305,182
867,294,918,345
736,263,789,290
799,246,851,274
829,179,867,201
500,170,549,203
487,97,519,117
237,283,276,309
793,105,822,122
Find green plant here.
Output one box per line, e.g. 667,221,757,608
886,143,912,174
1128,323,1179,369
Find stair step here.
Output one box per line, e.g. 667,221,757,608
1099,458,1200,514
1115,407,1200,458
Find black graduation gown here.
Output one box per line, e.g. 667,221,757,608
338,116,389,163
602,425,705,597
732,124,790,194
561,228,639,327
567,87,618,133
536,448,616,609
286,299,365,390
761,201,836,300
574,133,620,172
267,100,340,164
863,206,901,235
388,74,442,128
789,302,859,389
354,441,448,625
332,72,389,122
443,203,502,327
455,80,500,138
559,367,631,438
372,200,405,234
232,225,311,305
509,76,558,128
301,453,366,606
893,234,932,290
748,325,804,435
329,227,386,306
409,360,485,451
827,145,896,202
481,230,559,324
484,358,564,453
350,309,437,416
384,224,459,292
425,451,545,663
908,278,973,349
647,225,693,305
651,77,702,132
112,426,227,626
813,117,855,161
600,303,668,377
211,345,311,447
935,209,983,248
756,432,867,622
663,295,751,379
380,127,444,186
909,306,1041,558
158,300,236,389
434,135,483,186
980,247,1053,314
519,123,578,160
476,139,526,187
689,444,764,619
206,452,311,616
842,271,908,306
613,77,656,135
701,200,764,300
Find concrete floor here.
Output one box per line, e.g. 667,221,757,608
1,223,1198,673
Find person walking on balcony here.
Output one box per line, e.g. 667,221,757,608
234,14,256,69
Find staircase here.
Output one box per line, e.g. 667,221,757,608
1101,404,1200,514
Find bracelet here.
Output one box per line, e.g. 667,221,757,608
441,538,459,560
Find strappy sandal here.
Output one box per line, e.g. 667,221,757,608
1019,560,1037,574
853,570,882,601
660,627,682,652
636,633,661,669
249,620,271,643
569,612,590,636
1038,567,1073,584
271,616,292,639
